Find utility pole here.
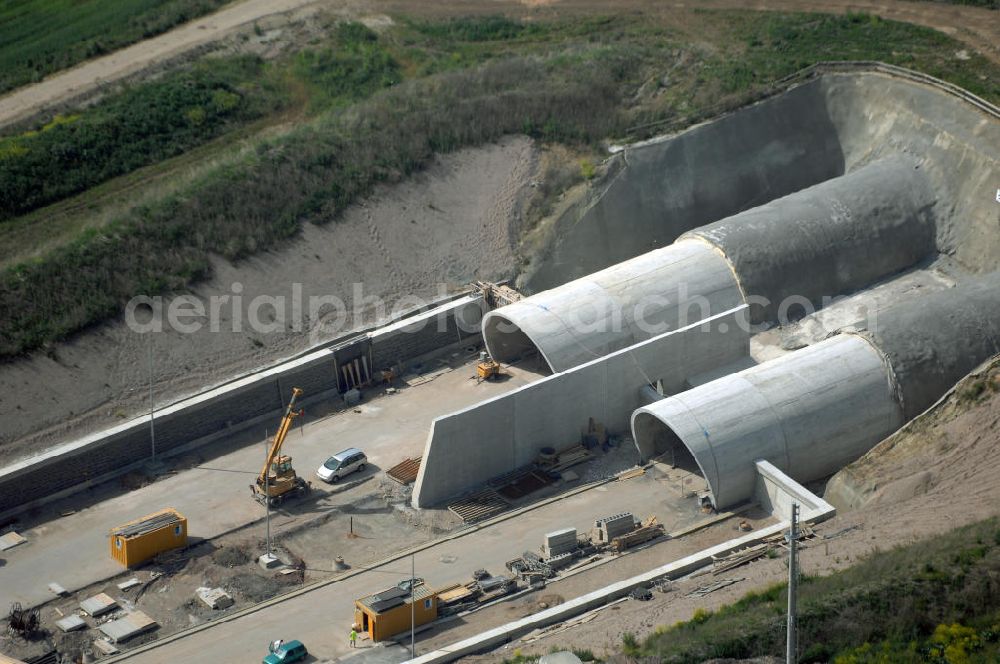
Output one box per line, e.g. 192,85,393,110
147,329,156,462
410,554,416,659
265,429,271,556
787,502,799,664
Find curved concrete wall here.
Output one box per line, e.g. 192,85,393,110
523,82,845,291
486,157,935,372
632,334,904,509
526,71,999,293
483,239,743,371
682,158,937,324
865,272,1000,419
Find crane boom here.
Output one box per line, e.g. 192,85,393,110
258,387,304,486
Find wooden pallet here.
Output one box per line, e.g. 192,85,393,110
448,489,510,523
386,457,422,485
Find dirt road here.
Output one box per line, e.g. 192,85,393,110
1,0,996,129
0,0,320,129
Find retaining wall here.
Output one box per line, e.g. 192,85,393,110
413,306,749,508
0,294,486,519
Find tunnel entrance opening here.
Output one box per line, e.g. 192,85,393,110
633,413,702,474
482,313,553,374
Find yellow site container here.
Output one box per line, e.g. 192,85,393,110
354,583,438,642
109,508,187,568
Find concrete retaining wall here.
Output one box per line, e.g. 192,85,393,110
413,306,749,508
0,294,486,519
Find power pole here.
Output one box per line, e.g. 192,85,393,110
265,429,271,556
410,554,416,659
148,330,156,462
787,502,799,664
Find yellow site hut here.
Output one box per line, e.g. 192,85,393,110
110,508,187,568
354,582,438,642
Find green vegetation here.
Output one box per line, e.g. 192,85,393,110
0,56,276,220
913,0,998,9
3,11,1000,356
623,518,1000,663
0,0,232,95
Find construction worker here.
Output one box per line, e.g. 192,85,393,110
349,626,358,648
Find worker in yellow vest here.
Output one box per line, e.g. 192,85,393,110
349,626,358,648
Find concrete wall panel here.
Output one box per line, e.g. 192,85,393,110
413,307,749,508
0,296,481,518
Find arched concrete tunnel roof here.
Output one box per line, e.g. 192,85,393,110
682,157,937,324
483,239,743,372
632,272,1000,510
632,334,904,510
483,157,936,373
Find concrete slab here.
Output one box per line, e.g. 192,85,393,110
0,531,26,551
123,472,713,663
99,611,157,643
196,587,234,610
80,592,117,617
55,615,85,632
47,582,67,596
93,639,119,656
117,578,140,591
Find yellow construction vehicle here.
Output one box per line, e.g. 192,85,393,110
476,351,502,383
251,387,310,506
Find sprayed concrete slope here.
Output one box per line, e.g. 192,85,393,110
486,71,999,373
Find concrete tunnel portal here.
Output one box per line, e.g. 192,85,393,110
484,156,937,373
418,69,1000,508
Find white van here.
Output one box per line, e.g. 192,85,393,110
316,447,367,483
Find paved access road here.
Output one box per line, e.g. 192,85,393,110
0,360,541,609
118,473,703,663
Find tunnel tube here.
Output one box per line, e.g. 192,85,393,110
682,157,937,324
484,157,936,373
632,334,905,510
632,271,1000,510
483,239,742,372
862,271,1000,419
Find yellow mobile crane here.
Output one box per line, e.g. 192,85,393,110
252,387,310,506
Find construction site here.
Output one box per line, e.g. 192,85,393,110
1,3,1000,663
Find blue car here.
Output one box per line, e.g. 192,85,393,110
263,640,307,664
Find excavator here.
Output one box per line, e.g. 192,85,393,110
251,387,310,506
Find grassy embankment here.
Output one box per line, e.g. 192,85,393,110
2,12,1000,357
602,517,1000,663
0,0,233,95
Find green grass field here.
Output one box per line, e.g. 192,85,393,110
0,0,232,94
2,11,999,356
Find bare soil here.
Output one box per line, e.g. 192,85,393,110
0,136,537,464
